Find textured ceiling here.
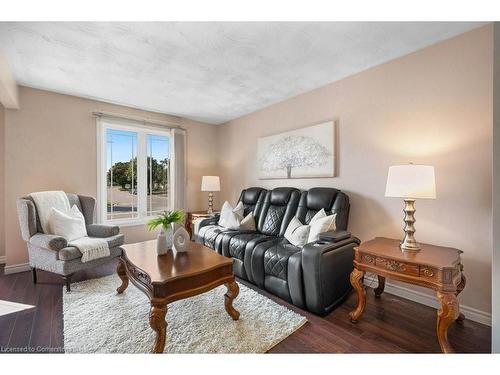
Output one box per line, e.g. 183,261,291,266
0,22,486,124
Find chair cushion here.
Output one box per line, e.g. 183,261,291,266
264,242,301,281
200,225,228,250
58,234,124,261
228,233,263,260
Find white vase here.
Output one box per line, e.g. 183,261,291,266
165,224,173,249
156,225,173,255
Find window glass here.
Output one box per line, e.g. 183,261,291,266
106,129,138,221
147,134,170,215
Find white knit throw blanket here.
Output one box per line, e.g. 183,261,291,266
30,191,71,234
68,237,110,263
30,190,110,263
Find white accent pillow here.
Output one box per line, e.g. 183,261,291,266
233,201,244,218
218,201,244,229
309,208,326,224
308,213,337,243
49,205,88,241
239,212,256,231
284,217,311,247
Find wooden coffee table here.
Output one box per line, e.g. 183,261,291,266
115,240,240,353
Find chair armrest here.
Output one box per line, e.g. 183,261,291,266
29,233,68,251
302,235,360,315
86,224,120,238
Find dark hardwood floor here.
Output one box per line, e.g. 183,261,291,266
0,261,491,353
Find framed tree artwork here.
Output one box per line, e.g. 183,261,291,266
257,121,335,179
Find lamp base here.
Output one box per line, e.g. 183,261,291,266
400,199,421,252
207,192,214,214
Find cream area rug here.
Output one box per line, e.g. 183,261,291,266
63,274,307,353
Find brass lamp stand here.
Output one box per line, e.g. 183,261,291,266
207,191,214,214
400,199,420,251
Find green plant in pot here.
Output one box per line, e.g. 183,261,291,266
147,209,185,255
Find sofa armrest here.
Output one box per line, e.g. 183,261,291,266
86,224,120,238
302,235,361,315
29,233,68,251
193,215,220,243
198,215,220,229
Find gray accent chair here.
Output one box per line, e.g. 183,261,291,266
16,193,124,292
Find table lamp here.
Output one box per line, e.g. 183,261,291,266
385,164,436,252
201,176,220,214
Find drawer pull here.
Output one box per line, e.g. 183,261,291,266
421,268,435,277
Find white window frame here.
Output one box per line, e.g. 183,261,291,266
96,117,174,226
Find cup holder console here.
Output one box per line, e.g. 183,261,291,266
314,241,332,246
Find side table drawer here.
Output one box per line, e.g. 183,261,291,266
360,254,419,276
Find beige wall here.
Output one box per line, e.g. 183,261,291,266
217,26,493,314
0,104,5,259
492,22,500,351
4,87,218,266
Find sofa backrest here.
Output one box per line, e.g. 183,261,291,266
237,187,267,220
296,187,350,230
257,187,300,236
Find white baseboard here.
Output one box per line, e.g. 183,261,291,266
364,275,491,326
3,262,31,275
0,256,5,264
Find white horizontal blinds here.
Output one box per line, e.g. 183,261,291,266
98,115,179,224
172,128,186,212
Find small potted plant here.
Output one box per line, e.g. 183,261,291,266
147,209,185,255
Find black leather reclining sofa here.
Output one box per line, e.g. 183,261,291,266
195,187,360,315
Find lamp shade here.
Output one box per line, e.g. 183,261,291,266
385,164,436,199
201,176,220,192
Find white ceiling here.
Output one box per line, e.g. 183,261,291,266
0,22,486,124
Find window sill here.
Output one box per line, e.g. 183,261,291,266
101,218,152,228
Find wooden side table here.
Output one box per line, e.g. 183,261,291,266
349,237,465,353
185,211,217,239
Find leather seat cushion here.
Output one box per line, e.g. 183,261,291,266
263,242,301,280
200,225,228,249
228,233,272,260
58,234,124,261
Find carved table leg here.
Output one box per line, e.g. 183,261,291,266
436,291,459,353
374,275,386,298
224,280,240,320
455,274,466,323
349,268,366,323
116,259,129,294
149,303,168,354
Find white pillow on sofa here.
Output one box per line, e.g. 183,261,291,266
49,205,87,241
309,208,326,224
218,201,244,230
239,212,256,231
284,217,311,247
308,213,337,243
284,209,337,247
